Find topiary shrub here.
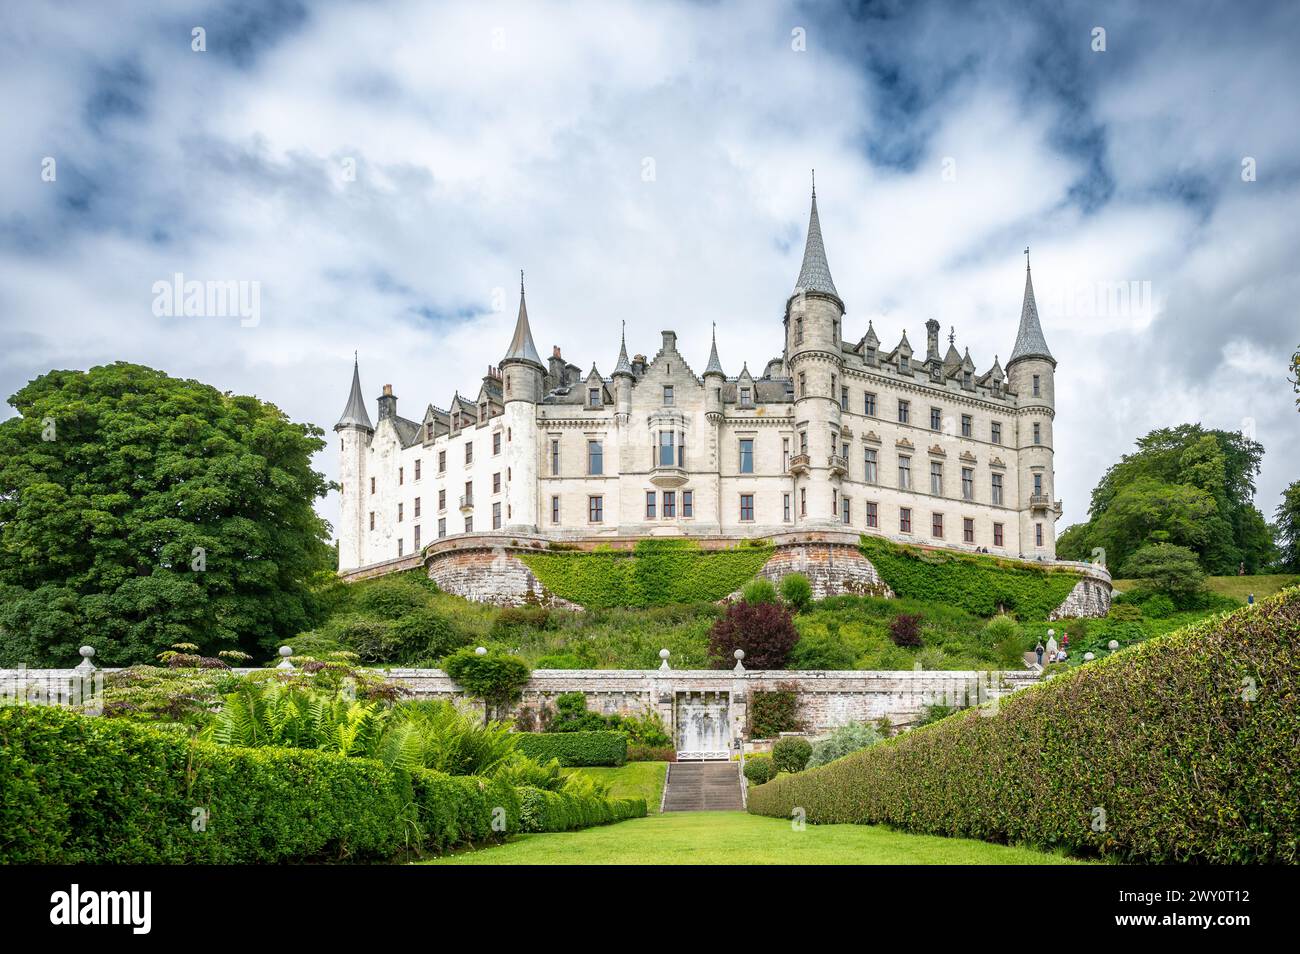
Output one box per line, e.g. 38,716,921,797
771,736,813,774
748,587,1300,864
888,613,923,648
743,755,775,785
514,730,628,767
444,649,531,721
778,573,813,612
708,599,798,669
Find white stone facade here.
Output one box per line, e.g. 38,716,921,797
336,188,1063,573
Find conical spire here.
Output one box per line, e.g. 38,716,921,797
793,171,840,301
612,320,634,377
704,322,725,377
502,269,543,366
335,355,373,431
1009,251,1054,365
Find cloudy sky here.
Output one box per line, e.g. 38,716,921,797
2,0,1297,537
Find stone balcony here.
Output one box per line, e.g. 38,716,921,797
1029,494,1052,511
827,454,849,477
459,494,474,511
649,464,689,488
788,453,811,475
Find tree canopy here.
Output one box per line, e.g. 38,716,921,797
1057,424,1273,574
0,362,333,666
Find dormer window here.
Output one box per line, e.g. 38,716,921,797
866,346,876,363
962,371,972,389
739,387,753,408
588,387,600,407
900,355,910,373
479,403,487,421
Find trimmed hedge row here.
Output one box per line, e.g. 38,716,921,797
748,587,1300,864
858,534,1082,619
518,538,772,608
0,705,618,864
517,785,647,832
514,730,628,766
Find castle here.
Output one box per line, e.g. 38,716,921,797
335,183,1060,576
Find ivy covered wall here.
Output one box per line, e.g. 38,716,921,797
518,539,773,609
857,535,1082,620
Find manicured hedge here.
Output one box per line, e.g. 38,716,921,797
514,730,628,767
518,539,772,608
516,786,647,832
859,534,1082,619
0,705,626,864
748,587,1300,864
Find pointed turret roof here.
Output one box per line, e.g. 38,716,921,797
792,172,840,301
704,323,725,377
502,270,543,367
612,320,634,377
1009,253,1054,366
863,320,879,346
335,356,373,431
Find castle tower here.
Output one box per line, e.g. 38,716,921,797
335,356,374,571
612,321,634,425
1004,251,1058,558
500,272,544,533
784,174,845,528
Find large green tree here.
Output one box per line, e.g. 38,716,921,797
1276,481,1300,572
0,363,333,666
1057,424,1272,574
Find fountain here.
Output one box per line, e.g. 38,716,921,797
675,691,731,760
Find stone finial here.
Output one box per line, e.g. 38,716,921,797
1083,652,1096,661
75,645,97,674
276,646,294,670
658,648,671,671
733,648,746,674
1107,640,1119,651
475,646,488,656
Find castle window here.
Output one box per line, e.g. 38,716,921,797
739,494,754,522
589,388,601,407
397,502,403,522
480,403,487,421
438,450,446,473
1033,422,1042,445
1034,473,1043,496
646,492,656,519
991,421,1002,445
930,461,943,496
414,497,422,518
1036,522,1044,547
796,317,804,344
370,477,375,494
492,502,501,529
900,507,912,533
898,400,910,424
714,387,722,402
930,407,941,431
663,491,676,518
426,423,435,441
900,355,910,373
800,488,807,517
739,438,754,474
551,496,560,524
465,443,473,465
961,415,972,438
658,431,675,467
588,496,603,523
963,518,974,543
841,441,850,461
798,373,806,397
683,491,693,518
993,522,1003,547
1032,375,1041,397
962,467,974,500
866,501,878,528
551,439,560,476
991,473,1003,506
464,516,473,533
438,517,447,538
864,448,878,484
832,488,837,513
369,511,375,531
414,459,422,481
588,440,603,476
864,392,877,416
398,538,404,556
932,513,944,538
963,371,972,389
783,493,791,522
414,524,421,549
799,431,808,456
464,480,473,505
840,386,849,411
493,472,501,494
831,374,837,397
439,489,446,511
399,466,404,486
740,387,753,408
841,497,851,525
782,437,790,472
493,432,501,455
898,456,912,490
663,385,674,406
866,346,876,364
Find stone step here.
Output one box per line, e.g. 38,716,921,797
662,761,744,812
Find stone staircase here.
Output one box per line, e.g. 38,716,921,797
662,761,745,812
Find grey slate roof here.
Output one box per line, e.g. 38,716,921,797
612,323,634,376
335,359,373,431
703,325,725,376
1009,264,1054,365
502,279,543,366
793,187,839,300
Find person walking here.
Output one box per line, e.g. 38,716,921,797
1034,641,1045,667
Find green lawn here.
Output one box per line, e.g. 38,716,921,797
422,811,1085,865
560,762,667,813
1112,574,1298,602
